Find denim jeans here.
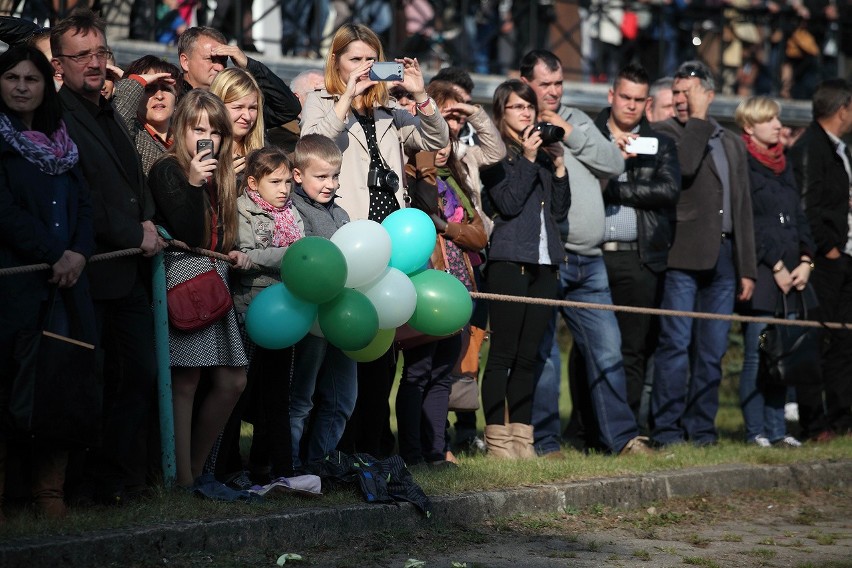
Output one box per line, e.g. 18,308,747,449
652,239,736,446
532,254,639,454
740,311,792,442
289,334,357,469
532,315,563,454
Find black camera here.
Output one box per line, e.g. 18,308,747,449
367,166,400,191
534,122,565,145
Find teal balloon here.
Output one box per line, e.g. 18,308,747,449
281,236,347,304
344,328,395,362
245,283,317,349
318,288,379,351
381,208,437,275
407,269,473,336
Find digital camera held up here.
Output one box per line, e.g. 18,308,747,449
367,166,400,192
534,122,565,145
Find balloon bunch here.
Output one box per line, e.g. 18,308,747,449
245,208,473,361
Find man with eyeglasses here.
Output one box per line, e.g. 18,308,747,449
519,50,654,457
51,9,165,505
176,26,300,131
650,60,756,448
789,78,852,441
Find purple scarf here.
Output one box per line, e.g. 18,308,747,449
0,113,78,175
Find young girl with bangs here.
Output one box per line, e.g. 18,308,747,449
149,89,252,489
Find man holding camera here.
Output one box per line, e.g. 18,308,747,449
585,64,680,433
520,50,652,456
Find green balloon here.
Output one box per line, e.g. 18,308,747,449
344,328,395,362
407,269,473,336
281,236,347,304
318,288,379,351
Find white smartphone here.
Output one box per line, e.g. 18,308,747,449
625,136,659,155
369,62,404,82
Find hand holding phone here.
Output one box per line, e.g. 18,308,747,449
196,138,214,157
189,139,217,186
624,136,659,155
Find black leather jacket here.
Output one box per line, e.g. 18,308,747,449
594,109,681,272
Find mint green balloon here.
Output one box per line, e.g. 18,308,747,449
281,237,347,304
318,288,379,351
344,328,395,362
407,269,473,336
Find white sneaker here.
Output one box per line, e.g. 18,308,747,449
751,435,772,448
773,436,802,448
784,402,800,422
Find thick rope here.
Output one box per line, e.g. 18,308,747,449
1,250,848,330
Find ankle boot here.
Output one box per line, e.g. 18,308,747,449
509,423,537,459
484,424,515,459
32,449,68,519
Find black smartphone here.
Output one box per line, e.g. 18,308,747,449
369,61,404,82
196,138,214,157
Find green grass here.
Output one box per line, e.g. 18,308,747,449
3,327,851,540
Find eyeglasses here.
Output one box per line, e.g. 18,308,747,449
675,64,709,81
505,103,535,113
55,49,113,65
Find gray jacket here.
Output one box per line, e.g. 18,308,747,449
291,187,350,239
557,105,625,256
233,193,305,314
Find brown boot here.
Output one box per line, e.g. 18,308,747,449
32,449,68,519
509,423,537,459
484,424,515,459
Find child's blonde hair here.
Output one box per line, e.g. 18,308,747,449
242,147,292,194
293,133,343,171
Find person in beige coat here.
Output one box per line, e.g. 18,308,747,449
299,23,449,223
300,23,449,458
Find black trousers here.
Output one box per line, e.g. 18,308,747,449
798,254,852,436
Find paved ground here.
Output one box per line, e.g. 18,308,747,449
165,487,852,567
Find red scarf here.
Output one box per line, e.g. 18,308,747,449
742,133,786,175
247,190,303,247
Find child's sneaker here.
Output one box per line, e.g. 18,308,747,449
751,435,772,448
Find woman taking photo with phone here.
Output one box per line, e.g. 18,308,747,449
300,23,449,458
300,22,449,223
480,79,570,459
148,90,252,490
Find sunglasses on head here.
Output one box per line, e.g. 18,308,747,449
675,64,709,81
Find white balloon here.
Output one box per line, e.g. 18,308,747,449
330,220,392,288
357,267,417,329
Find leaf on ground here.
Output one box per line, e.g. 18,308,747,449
451,563,468,567
276,553,304,565
404,559,426,568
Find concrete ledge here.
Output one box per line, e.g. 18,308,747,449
2,460,849,567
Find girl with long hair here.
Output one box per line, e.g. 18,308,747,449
148,90,252,489
210,67,265,176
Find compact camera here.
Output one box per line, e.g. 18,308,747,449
367,166,400,191
534,122,565,145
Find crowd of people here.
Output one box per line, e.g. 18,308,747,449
0,6,851,524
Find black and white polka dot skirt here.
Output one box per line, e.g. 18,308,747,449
164,250,248,369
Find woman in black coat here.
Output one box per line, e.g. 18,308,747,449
735,96,815,449
0,45,96,519
480,80,570,459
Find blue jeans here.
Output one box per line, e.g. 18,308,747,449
652,239,736,446
532,315,562,454
533,254,639,454
740,311,793,442
289,334,357,469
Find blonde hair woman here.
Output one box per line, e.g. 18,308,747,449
148,90,252,489
300,23,449,223
210,67,265,175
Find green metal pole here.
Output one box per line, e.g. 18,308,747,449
152,230,176,488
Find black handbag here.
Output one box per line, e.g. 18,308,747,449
758,291,822,387
8,288,102,448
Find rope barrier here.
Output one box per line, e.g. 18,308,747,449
2,248,849,331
